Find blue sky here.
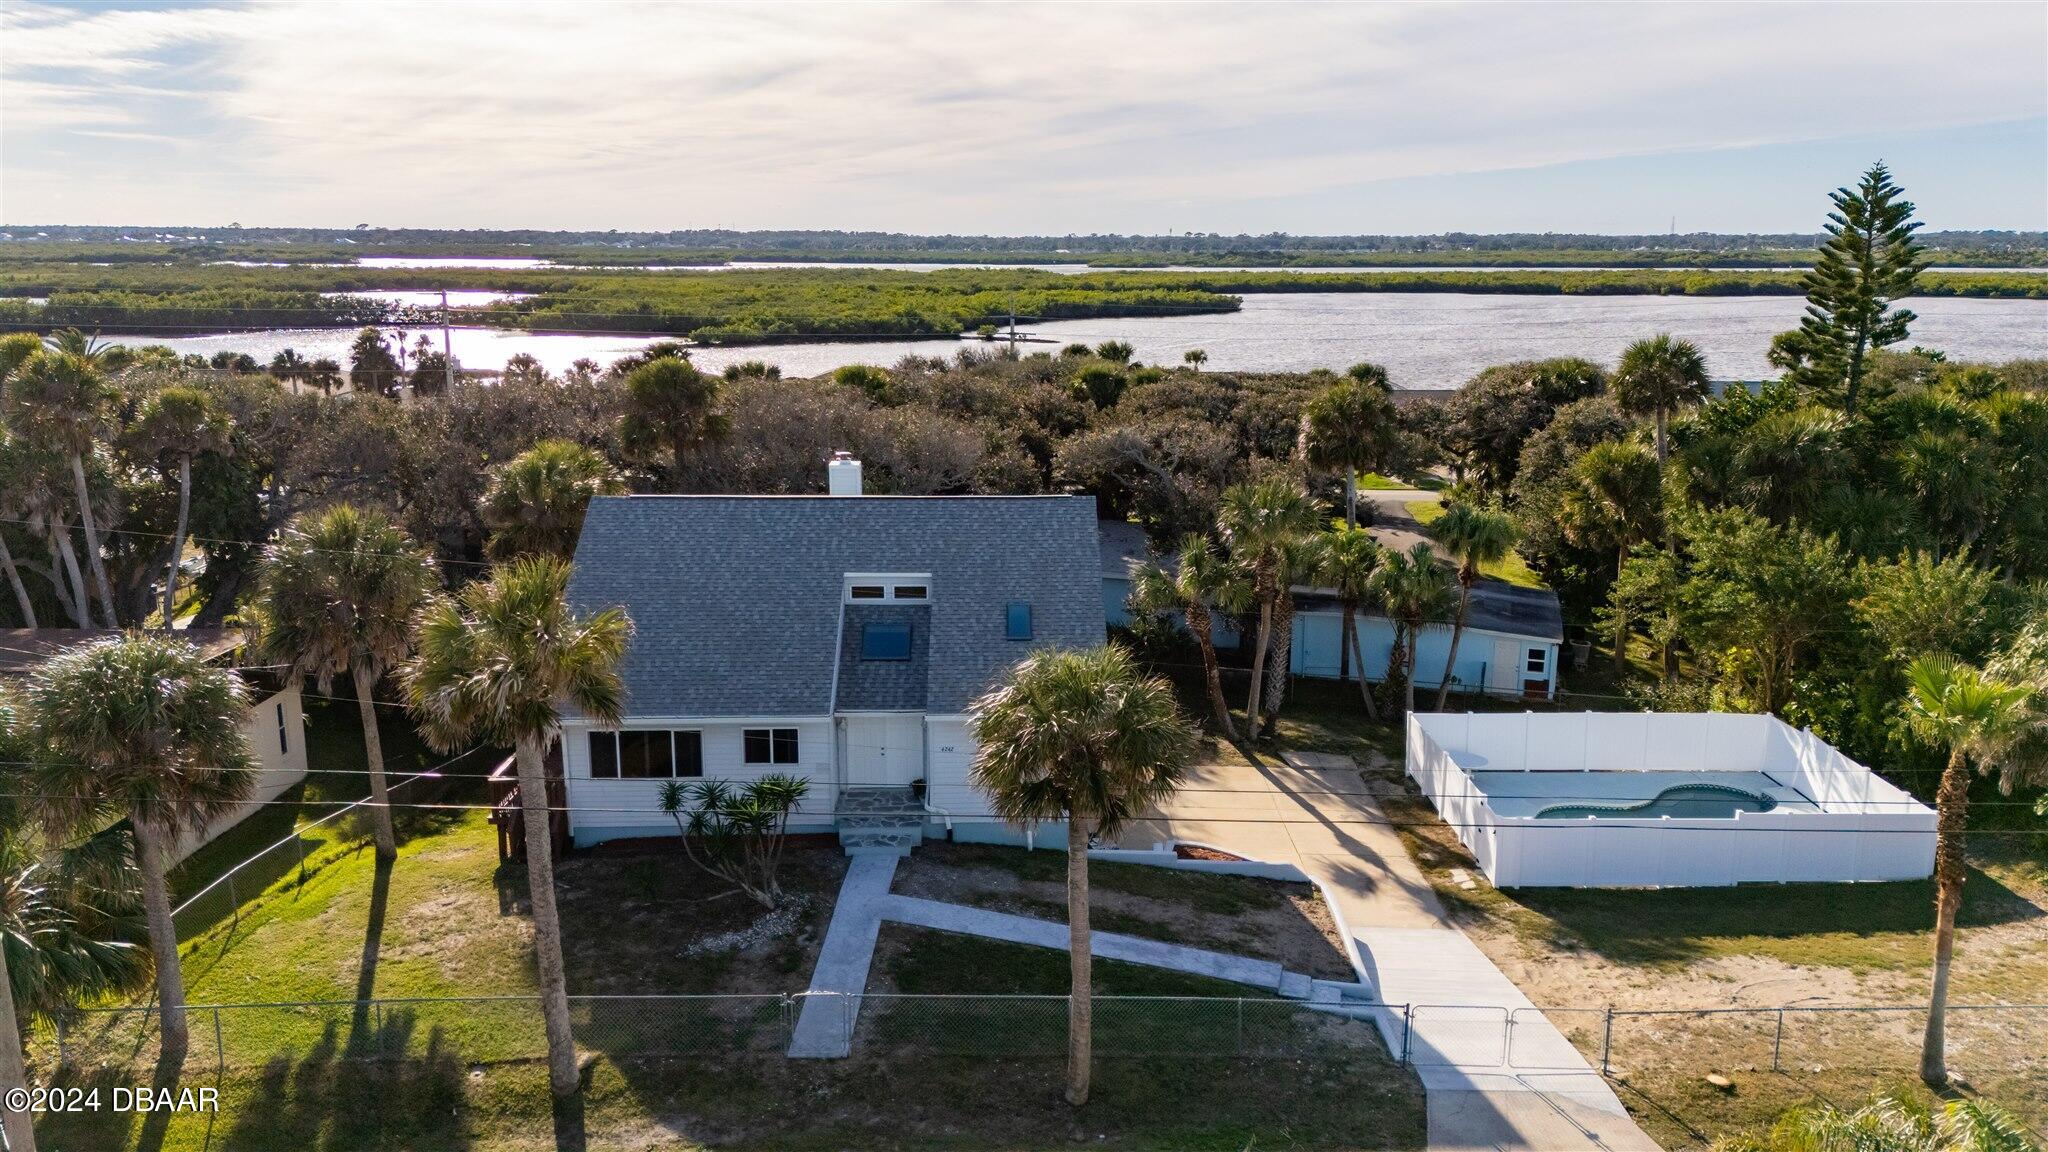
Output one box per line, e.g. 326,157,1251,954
3,1,2043,234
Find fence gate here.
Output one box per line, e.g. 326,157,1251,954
1402,1005,1508,1066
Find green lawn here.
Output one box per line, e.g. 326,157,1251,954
1406,495,1548,588
37,769,1424,1150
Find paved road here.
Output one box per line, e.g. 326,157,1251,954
1118,750,1660,1152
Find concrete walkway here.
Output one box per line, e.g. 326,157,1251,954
881,893,1305,995
1120,749,1660,1151
792,860,1325,1058
788,854,898,1058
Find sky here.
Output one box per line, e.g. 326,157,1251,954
3,1,2044,235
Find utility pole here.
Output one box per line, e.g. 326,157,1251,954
1008,293,1018,355
440,290,455,392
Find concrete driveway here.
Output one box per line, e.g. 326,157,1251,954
1119,747,1660,1152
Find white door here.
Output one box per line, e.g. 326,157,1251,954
1488,639,1521,693
843,715,925,787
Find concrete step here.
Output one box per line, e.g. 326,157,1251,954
840,828,919,858
1277,971,1313,1000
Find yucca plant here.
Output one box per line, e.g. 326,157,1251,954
658,775,810,909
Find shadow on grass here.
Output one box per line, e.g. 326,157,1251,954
1510,866,2041,967
217,1012,472,1151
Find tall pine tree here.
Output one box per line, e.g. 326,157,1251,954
1775,163,1927,417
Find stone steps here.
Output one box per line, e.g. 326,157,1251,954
837,787,926,856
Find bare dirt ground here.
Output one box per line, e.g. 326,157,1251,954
1348,749,2048,1147
893,841,1356,980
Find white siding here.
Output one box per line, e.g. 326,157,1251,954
923,717,993,820
171,684,310,864
563,717,838,846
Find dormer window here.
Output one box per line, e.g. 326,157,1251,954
845,573,933,604
860,621,912,661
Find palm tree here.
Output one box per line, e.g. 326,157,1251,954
307,357,344,396
969,645,1197,1107
1299,375,1399,528
1182,349,1207,371
253,505,440,861
1216,478,1322,740
129,387,232,627
1430,503,1518,709
403,556,630,1098
1131,536,1251,740
0,435,90,625
1559,440,1664,675
619,355,729,489
1714,1090,2033,1152
481,439,626,561
1259,531,1328,726
1901,655,2030,1088
269,347,310,393
26,634,254,1062
1372,542,1455,717
0,691,36,1152
1613,334,1710,463
1,350,120,626
1317,527,1385,720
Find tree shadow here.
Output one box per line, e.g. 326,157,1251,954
349,858,393,1038
218,1010,471,1151
1510,865,2042,967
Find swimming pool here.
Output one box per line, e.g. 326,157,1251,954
1537,782,1779,820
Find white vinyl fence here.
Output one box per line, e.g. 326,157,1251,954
1406,712,1936,888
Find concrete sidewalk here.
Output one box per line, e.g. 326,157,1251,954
788,854,898,1058
1121,749,1660,1151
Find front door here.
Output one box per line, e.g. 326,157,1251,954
843,714,925,787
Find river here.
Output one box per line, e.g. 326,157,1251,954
116,292,2047,389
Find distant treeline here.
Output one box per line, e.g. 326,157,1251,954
0,265,2039,341
3,224,2043,264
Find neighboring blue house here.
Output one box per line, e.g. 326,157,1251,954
562,455,1105,853
1289,582,1564,700
1099,520,1564,700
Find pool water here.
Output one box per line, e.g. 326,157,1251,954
1537,783,1778,820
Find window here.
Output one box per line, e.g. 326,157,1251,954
587,730,702,779
1525,647,1548,675
618,730,673,778
860,621,912,661
846,574,931,603
1005,601,1033,641
276,702,289,755
590,731,618,778
745,727,800,764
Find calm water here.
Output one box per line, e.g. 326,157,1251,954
111,292,2047,389
205,256,2048,275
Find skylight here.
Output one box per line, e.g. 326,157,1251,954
860,621,912,661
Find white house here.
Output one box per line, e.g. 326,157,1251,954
0,628,310,864
560,456,1106,854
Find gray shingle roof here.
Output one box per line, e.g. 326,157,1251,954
1295,579,1563,643
1098,519,1151,580
836,605,930,711
567,495,1105,717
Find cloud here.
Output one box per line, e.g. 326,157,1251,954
2,0,2042,230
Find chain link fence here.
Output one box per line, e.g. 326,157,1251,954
35,993,2043,1116
35,992,1398,1080
170,769,452,942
